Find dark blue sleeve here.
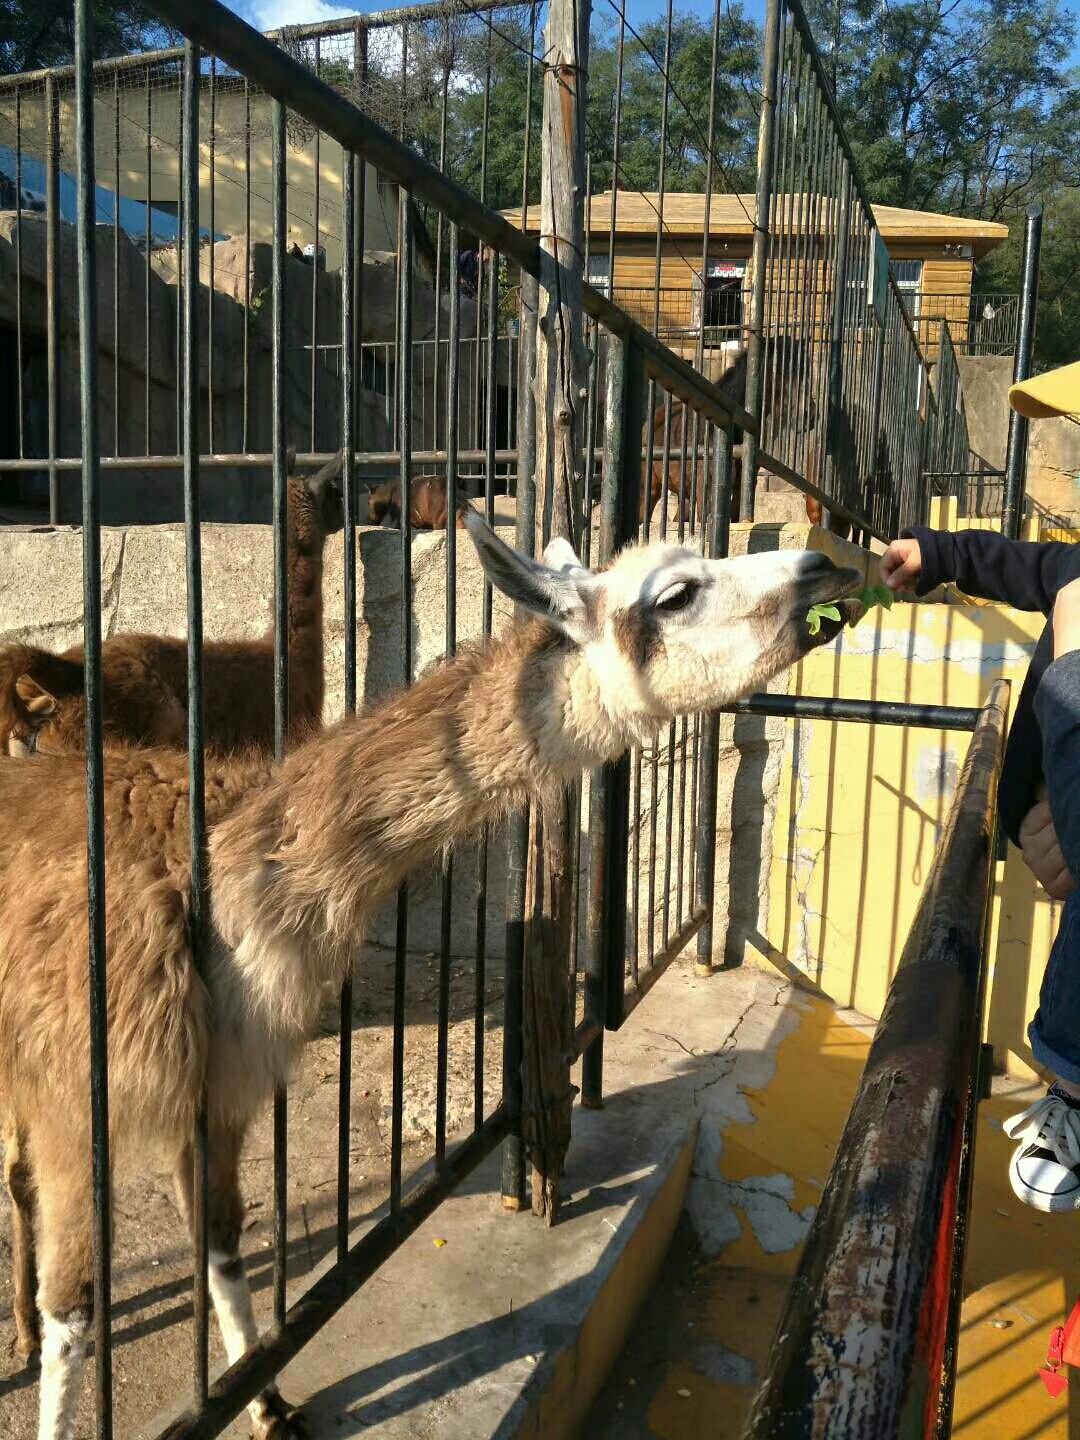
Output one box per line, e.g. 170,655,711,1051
904,527,1080,613
1035,651,1080,881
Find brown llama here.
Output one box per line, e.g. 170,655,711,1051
0,512,860,1440
0,450,345,759
367,472,467,531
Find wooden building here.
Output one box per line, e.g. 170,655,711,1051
503,192,1009,368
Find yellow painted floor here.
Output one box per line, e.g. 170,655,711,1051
596,990,1080,1438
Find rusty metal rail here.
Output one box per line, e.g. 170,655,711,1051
742,677,1010,1440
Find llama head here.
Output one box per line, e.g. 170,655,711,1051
367,481,400,527
464,511,860,737
0,648,87,757
287,447,345,544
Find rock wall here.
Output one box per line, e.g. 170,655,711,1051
958,354,1080,521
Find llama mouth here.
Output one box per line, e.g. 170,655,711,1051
798,565,864,645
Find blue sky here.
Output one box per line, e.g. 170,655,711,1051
225,0,1080,70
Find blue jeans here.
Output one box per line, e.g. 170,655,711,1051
1030,890,1080,1083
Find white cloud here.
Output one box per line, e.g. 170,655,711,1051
249,0,360,31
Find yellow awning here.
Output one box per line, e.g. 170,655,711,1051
1008,360,1080,421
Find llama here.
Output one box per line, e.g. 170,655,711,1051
0,450,345,759
641,339,818,529
0,512,860,1440
367,473,467,530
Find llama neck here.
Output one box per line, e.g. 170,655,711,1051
208,622,625,1025
284,482,329,728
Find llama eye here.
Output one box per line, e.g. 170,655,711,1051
653,581,697,614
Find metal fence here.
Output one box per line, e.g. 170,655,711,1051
906,290,1021,358
0,0,1023,1434
743,678,1008,1439
18,0,762,1433
0,0,994,542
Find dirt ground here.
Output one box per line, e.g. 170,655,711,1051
0,940,506,1440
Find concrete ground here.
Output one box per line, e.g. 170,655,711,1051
5,948,1072,1440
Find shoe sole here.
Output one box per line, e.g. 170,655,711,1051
1009,1151,1080,1213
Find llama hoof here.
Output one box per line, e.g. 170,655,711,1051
252,1390,309,1440
8,1332,40,1369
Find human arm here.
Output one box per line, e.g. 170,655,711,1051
881,527,1080,611
1034,578,1080,883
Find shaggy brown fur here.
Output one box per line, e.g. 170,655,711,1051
0,452,345,759
367,473,467,530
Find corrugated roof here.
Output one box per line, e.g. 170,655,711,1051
502,191,1009,251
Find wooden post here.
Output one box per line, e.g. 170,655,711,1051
522,0,591,1224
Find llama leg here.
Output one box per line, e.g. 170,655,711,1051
3,1121,41,1362
34,1165,94,1440
175,1131,308,1440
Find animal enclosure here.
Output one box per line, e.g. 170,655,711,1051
0,0,1016,1436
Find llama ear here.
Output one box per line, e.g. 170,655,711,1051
463,510,595,644
285,444,298,474
306,448,345,502
541,536,589,578
15,674,57,716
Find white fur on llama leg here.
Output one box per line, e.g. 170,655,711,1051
38,1309,90,1440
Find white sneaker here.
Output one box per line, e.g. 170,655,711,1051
1003,1085,1080,1212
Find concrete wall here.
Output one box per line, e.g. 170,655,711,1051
959,354,1080,521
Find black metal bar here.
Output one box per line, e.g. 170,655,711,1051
271,98,289,1334
436,223,460,1174
243,80,251,454
208,59,215,452
179,41,211,1409
14,87,23,461
75,1,112,1429
694,420,732,973
619,909,708,1027
723,695,981,731
743,680,1009,1440
391,190,414,1216
474,247,499,1131
46,73,61,524
581,328,631,1108
742,0,784,520
113,72,121,458
1002,203,1042,541
310,38,321,452
156,1107,513,1440
500,265,537,1212
336,141,357,1268
145,68,152,454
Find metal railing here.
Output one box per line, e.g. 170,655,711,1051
742,678,1010,1439
905,291,1021,358
30,0,756,1435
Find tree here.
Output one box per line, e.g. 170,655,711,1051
801,0,1080,365
0,0,174,74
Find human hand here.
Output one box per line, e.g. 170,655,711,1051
1019,798,1075,900
880,536,922,592
1053,576,1080,659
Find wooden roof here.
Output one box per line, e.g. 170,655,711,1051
502,191,1009,256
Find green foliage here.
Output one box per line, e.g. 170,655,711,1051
0,0,174,73
801,0,1080,367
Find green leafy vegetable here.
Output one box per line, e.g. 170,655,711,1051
805,582,894,636
805,603,841,636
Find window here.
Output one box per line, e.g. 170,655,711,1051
698,260,745,347
586,254,611,296
890,259,923,318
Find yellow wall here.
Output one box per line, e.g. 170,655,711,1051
764,587,1054,1081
